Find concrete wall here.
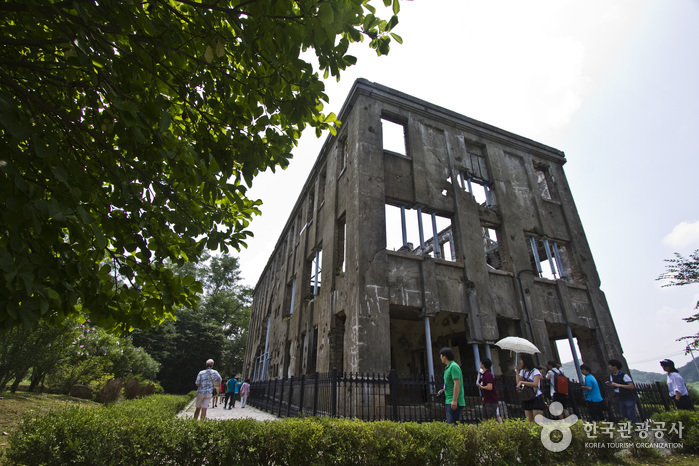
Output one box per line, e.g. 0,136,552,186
244,79,626,383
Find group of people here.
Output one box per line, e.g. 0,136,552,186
581,358,693,422
193,359,251,420
437,347,503,424
437,349,694,425
194,354,692,423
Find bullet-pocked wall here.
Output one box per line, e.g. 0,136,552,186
243,79,626,383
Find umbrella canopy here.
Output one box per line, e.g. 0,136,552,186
494,336,540,354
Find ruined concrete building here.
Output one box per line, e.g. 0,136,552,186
243,79,625,383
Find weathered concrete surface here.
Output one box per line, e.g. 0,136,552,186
244,79,626,384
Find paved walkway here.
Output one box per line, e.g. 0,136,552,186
178,398,279,421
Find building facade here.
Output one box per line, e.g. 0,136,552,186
244,79,626,383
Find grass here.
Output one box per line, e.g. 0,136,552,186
0,390,99,453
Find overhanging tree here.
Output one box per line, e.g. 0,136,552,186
658,249,699,350
0,0,401,331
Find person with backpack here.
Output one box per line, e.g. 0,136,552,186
545,360,570,419
606,359,637,423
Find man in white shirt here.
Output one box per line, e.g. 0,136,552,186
194,359,222,420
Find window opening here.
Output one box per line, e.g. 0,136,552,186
337,136,348,176
458,171,493,206
458,141,494,207
295,213,302,238
483,227,502,270
309,249,322,297
534,165,558,201
381,117,407,155
385,204,455,261
286,247,294,275
307,326,318,374
306,188,315,222
318,167,327,207
287,277,296,315
336,216,346,274
528,236,564,280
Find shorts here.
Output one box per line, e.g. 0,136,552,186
523,395,546,411
482,403,499,419
195,393,213,409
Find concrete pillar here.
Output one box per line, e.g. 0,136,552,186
424,316,435,385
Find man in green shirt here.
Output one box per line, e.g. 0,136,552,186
438,347,466,424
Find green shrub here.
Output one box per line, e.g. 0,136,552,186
123,378,140,400
5,395,190,465
689,386,699,407
97,378,122,404
88,374,115,399
7,399,695,465
652,409,699,454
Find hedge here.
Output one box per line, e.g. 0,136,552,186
651,409,699,454
4,396,696,465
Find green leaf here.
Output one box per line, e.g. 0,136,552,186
0,0,401,332
318,3,334,24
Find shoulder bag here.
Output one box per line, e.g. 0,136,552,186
206,369,218,396
516,370,537,401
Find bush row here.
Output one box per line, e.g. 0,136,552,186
651,409,699,454
5,396,696,465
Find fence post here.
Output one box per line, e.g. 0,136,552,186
389,369,399,421
313,371,320,416
299,374,305,416
266,377,272,412
655,381,671,411
331,367,338,418
287,376,294,417
277,378,283,417
568,381,579,417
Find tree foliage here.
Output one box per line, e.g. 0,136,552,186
0,320,160,393
0,0,401,331
131,253,251,393
658,249,699,350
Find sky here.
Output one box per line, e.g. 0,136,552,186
238,0,699,375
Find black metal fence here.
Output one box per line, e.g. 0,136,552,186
248,369,680,423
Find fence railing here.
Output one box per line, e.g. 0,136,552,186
248,369,678,423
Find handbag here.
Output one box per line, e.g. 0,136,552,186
206,369,218,396
516,385,537,401
516,370,537,401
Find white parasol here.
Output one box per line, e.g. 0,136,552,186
494,336,541,354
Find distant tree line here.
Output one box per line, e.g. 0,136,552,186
0,253,252,395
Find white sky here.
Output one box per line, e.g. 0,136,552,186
238,0,699,374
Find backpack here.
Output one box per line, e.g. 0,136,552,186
552,368,569,395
